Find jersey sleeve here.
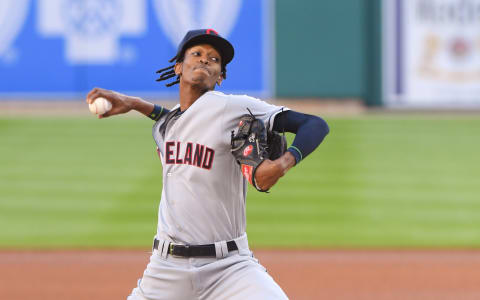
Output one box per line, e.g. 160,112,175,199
223,94,289,131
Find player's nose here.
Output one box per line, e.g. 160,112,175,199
199,56,209,64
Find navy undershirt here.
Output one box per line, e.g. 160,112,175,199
149,105,329,165
272,111,329,165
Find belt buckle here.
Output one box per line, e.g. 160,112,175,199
169,243,186,258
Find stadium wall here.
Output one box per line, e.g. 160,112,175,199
275,0,382,106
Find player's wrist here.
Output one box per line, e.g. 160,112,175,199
277,152,296,175
126,96,142,111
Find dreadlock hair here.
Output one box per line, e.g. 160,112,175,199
155,63,179,87
155,54,228,87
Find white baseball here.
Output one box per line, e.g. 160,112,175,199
89,97,112,115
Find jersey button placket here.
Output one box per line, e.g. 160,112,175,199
165,115,177,207
167,172,173,204
165,169,174,205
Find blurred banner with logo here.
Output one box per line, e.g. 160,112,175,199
383,0,480,107
0,0,272,99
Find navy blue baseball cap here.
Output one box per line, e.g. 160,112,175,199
169,29,235,65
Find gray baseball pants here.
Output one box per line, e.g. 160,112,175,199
127,234,288,300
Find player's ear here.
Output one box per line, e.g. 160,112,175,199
174,62,182,76
216,74,223,86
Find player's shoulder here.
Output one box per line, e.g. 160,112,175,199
206,91,257,100
207,91,267,107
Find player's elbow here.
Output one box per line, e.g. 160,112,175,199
312,116,330,137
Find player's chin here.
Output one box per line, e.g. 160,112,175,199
190,77,216,91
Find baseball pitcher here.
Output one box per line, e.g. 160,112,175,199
86,29,329,300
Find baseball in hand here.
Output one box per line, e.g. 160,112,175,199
89,97,112,115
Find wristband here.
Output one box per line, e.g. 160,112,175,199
287,146,302,165
149,104,164,121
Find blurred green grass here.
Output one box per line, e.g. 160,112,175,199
1,115,479,249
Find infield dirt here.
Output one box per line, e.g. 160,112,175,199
1,250,479,300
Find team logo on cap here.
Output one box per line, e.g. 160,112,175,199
0,0,30,63
206,29,218,35
152,0,242,47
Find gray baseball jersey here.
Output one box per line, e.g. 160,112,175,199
128,91,290,300
152,91,288,245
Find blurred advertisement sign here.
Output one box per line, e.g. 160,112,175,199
383,0,480,107
38,0,147,64
0,0,272,98
0,0,30,64
153,0,242,46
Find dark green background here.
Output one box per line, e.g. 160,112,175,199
275,0,382,105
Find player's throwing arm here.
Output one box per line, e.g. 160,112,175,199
86,87,158,119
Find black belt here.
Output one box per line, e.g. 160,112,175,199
153,239,238,257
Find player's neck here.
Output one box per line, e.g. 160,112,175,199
178,83,211,111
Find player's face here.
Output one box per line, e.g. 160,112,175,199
175,44,223,90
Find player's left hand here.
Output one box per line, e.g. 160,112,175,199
254,152,296,191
